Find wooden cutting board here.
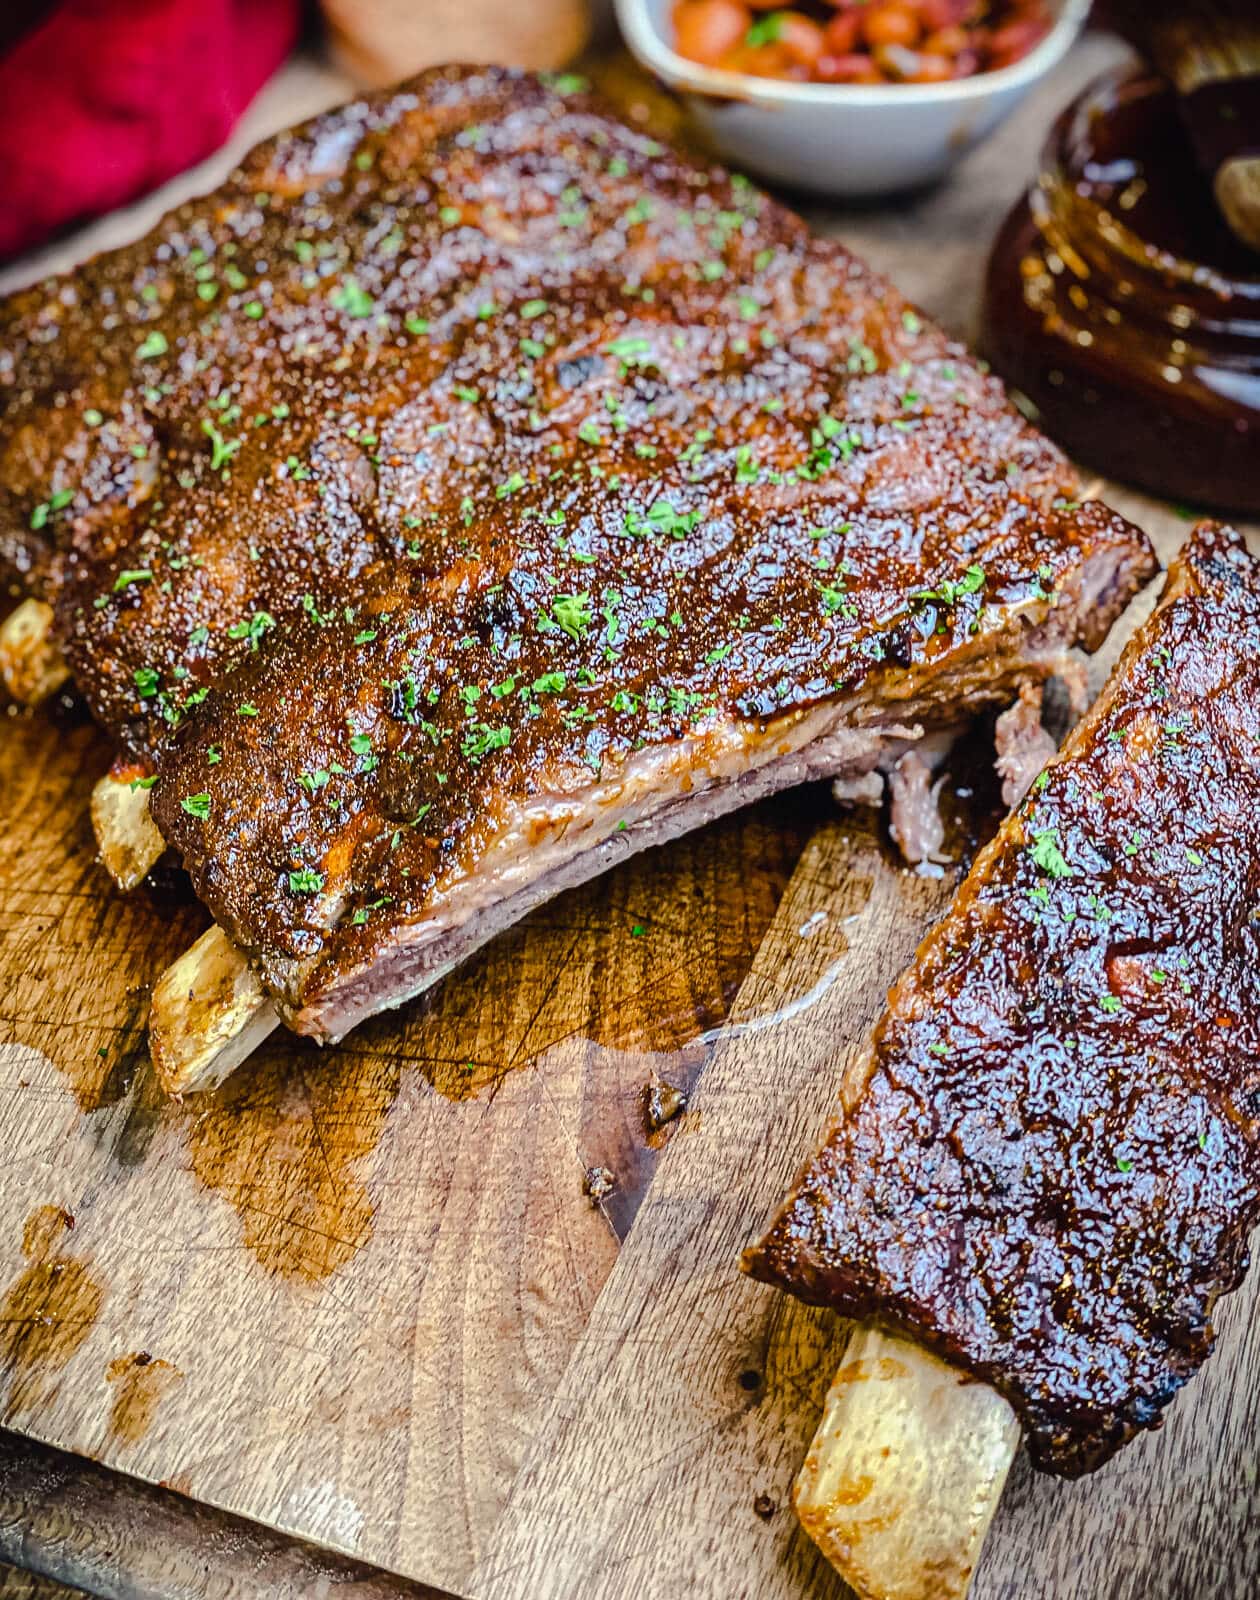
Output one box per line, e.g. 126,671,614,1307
1,35,1257,1600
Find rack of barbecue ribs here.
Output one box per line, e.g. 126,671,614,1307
0,66,1155,1094
745,521,1260,1600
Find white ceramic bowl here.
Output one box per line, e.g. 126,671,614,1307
614,0,1090,195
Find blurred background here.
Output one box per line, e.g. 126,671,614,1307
0,0,608,264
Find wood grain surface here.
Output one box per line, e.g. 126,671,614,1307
0,31,1258,1600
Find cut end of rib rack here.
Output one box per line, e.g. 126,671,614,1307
149,924,278,1095
795,1325,1020,1600
1216,157,1260,255
0,599,70,705
91,773,165,892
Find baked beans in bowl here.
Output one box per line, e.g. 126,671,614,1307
615,0,1088,194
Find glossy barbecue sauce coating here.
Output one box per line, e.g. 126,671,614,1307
747,524,1260,1475
0,68,1151,1028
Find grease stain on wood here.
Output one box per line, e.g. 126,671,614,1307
105,1351,183,1446
186,1053,400,1281
834,1356,911,1385
157,791,827,1280
0,1207,103,1419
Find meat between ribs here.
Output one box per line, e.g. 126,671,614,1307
746,523,1260,1475
0,66,1154,1043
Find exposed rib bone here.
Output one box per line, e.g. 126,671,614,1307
0,599,69,704
149,925,278,1095
796,1324,1019,1600
91,772,166,891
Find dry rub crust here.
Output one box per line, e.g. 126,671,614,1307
0,66,1154,1037
747,523,1260,1476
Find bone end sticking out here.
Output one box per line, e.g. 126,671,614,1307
149,924,279,1095
794,1324,1020,1600
91,773,166,892
0,599,70,705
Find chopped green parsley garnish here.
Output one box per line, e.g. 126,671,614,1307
201,418,241,473
745,12,784,46
604,334,654,369
462,722,511,761
29,488,74,531
113,568,153,591
546,592,593,640
624,500,700,540
331,276,375,318
914,565,986,607
227,610,275,649
1030,827,1071,879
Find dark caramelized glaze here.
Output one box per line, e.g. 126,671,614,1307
747,524,1260,1474
984,68,1260,513
0,67,1152,1031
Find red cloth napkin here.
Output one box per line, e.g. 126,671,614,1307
0,0,300,261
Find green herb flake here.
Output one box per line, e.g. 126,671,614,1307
914,565,986,607
547,592,593,640
201,418,241,472
496,470,527,499
181,792,211,820
1030,827,1072,880
113,568,154,591
745,12,784,46
462,722,512,761
331,276,375,318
